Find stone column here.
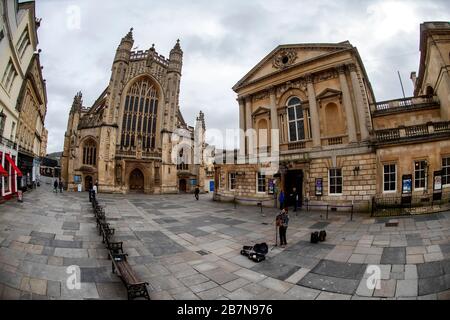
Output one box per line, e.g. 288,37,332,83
269,88,279,153
245,96,254,157
349,64,369,141
338,66,358,143
306,75,322,148
238,98,246,157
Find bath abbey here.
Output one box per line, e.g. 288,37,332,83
61,29,208,194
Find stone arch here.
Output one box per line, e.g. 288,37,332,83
277,88,308,109
129,168,145,192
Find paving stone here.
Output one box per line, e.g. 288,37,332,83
381,248,406,265
316,291,352,300
396,280,418,297
286,285,321,300
405,265,418,280
197,286,229,300
285,268,311,284
251,259,299,281
417,261,444,278
312,260,367,280
202,269,239,285
191,281,218,293
222,278,250,292
373,279,397,298
418,275,449,296
96,283,127,300
234,268,267,283
47,280,61,297
298,273,360,295
259,277,293,293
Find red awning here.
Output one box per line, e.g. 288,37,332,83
0,163,7,176
5,154,23,177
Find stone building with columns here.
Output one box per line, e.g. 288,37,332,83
61,29,208,194
214,21,450,212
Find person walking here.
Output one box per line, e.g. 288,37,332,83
53,180,58,194
279,208,290,248
194,186,200,201
58,180,64,193
278,190,285,210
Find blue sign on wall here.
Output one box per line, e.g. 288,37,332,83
191,179,197,186
210,181,215,192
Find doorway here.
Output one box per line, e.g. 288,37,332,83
179,179,187,193
85,175,93,191
285,170,304,207
129,169,144,192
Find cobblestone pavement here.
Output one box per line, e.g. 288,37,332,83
0,183,449,300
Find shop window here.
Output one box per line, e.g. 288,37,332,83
257,172,266,193
229,173,236,191
414,160,427,190
442,157,450,186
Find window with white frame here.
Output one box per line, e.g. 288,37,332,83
257,172,266,193
383,164,397,192
414,160,427,190
287,97,310,142
329,168,343,195
442,157,450,186
229,173,236,191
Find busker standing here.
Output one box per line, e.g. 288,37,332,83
59,180,64,193
279,208,290,248
275,209,283,247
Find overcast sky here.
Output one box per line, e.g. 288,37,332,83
36,0,450,153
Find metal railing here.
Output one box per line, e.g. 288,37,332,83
304,200,355,221
371,192,450,217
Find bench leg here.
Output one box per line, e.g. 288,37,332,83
127,284,150,300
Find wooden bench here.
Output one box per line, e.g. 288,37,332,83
102,223,124,257
110,253,150,300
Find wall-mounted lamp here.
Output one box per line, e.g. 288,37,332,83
353,166,360,176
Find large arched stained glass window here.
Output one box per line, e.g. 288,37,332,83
83,139,97,166
121,78,159,150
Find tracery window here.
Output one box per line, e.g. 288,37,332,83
121,78,158,150
83,139,97,166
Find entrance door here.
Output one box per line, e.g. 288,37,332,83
129,169,144,192
285,170,304,207
179,179,187,193
85,176,93,191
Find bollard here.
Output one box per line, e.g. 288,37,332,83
351,205,354,221
326,205,329,220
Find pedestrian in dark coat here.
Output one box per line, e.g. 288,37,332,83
194,186,200,201
53,180,58,193
279,190,285,210
59,180,64,193
279,208,290,247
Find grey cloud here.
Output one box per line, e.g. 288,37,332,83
36,0,450,153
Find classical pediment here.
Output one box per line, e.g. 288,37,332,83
252,106,270,117
316,88,342,101
233,42,353,91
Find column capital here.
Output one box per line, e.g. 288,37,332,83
305,74,314,84
337,65,347,75
267,86,277,96
347,63,357,73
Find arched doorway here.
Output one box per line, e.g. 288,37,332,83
179,179,187,193
85,176,93,191
129,169,144,192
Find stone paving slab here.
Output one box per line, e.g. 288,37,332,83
1,184,449,300
298,273,360,295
